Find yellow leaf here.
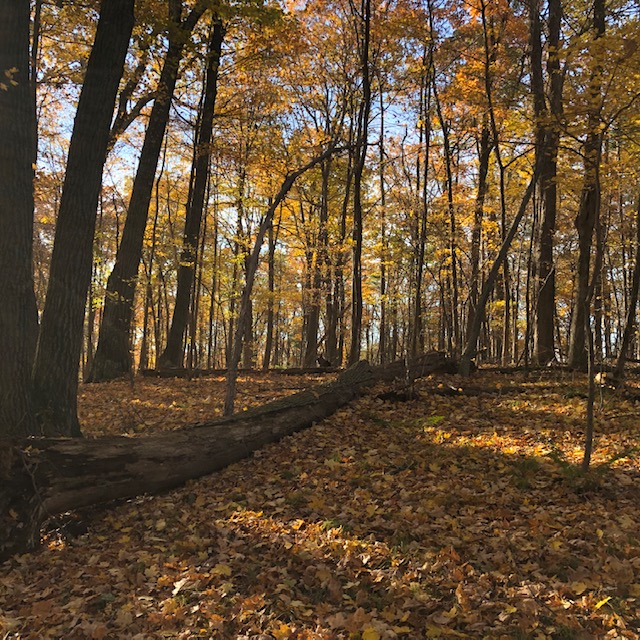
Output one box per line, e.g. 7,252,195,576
362,626,381,640
595,596,611,610
212,563,232,577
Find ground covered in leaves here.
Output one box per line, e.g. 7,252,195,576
2,369,640,639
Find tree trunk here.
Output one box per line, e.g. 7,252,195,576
262,210,277,369
32,0,134,436
89,1,206,382
159,18,224,367
567,0,605,370
1,350,460,562
614,193,640,380
348,0,372,366
0,0,39,437
0,361,375,561
467,124,492,344
530,0,563,365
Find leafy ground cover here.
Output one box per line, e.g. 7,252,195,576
2,370,640,639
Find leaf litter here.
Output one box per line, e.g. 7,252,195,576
2,370,640,638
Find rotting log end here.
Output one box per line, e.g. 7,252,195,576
0,443,45,562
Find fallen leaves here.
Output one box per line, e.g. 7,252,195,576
2,370,640,638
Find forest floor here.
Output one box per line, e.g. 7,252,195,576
2,368,640,639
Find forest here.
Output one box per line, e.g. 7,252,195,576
1,0,640,637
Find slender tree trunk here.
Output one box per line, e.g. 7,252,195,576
348,0,372,366
89,0,206,381
411,49,432,358
568,0,605,370
460,167,539,375
263,208,277,369
530,0,562,364
159,18,224,367
32,0,134,436
0,0,38,437
468,124,492,344
303,221,322,368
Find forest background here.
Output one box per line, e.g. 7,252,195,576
1,0,640,437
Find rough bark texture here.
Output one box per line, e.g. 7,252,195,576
0,353,455,561
0,0,39,437
32,0,135,436
531,0,562,365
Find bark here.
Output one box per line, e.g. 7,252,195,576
0,0,39,437
433,81,460,355
262,210,277,369
530,0,563,364
467,124,492,345
89,0,207,382
0,361,374,562
159,18,224,367
348,0,372,366
32,0,134,436
567,0,605,370
411,47,433,358
0,350,461,561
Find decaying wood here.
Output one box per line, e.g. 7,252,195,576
1,353,453,561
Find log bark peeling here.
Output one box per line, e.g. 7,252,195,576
0,353,453,560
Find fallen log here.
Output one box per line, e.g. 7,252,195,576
141,366,341,378
0,353,455,561
0,362,374,561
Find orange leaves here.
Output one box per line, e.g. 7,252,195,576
4,371,640,637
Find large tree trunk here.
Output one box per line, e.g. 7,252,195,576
88,1,206,382
32,0,134,437
159,18,224,367
0,361,374,562
0,0,39,437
